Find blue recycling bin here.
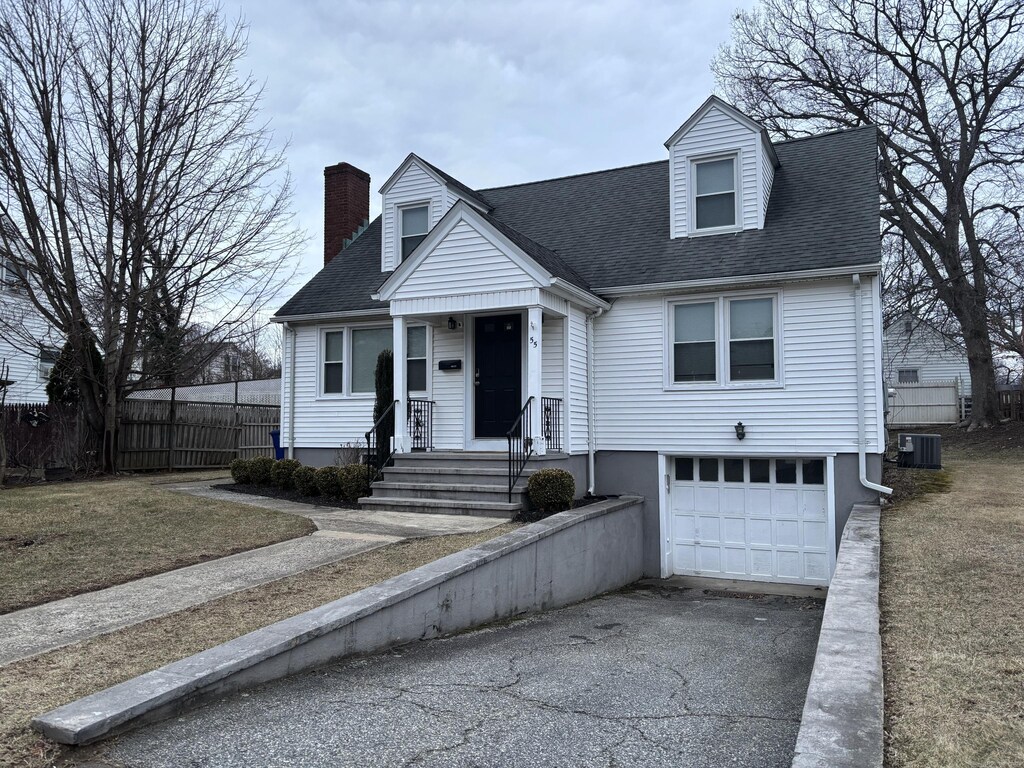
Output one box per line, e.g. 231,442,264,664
270,429,284,460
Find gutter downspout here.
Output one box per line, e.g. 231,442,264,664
853,274,892,495
586,306,606,494
283,322,297,460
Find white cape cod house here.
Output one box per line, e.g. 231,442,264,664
274,96,886,588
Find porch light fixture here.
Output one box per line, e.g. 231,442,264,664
447,316,457,330
734,422,746,440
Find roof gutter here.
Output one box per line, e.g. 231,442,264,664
593,263,882,297
548,278,610,311
271,308,388,324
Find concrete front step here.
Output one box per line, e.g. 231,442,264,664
391,452,567,470
371,481,525,503
381,467,534,488
357,495,521,518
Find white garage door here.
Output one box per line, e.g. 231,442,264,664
668,456,831,585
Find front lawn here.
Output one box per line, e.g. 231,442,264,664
881,423,1024,767
0,473,316,614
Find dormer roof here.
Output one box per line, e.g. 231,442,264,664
378,153,492,212
664,94,780,169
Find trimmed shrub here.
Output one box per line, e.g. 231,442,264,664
271,458,302,490
293,465,318,496
314,465,341,497
249,456,276,486
337,463,370,504
527,468,575,516
229,457,253,484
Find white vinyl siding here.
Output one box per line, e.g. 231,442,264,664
381,160,444,272
759,149,775,228
882,319,971,395
431,323,465,449
670,104,759,238
0,293,61,404
594,278,882,454
392,220,537,301
542,317,564,400
283,322,381,448
568,306,589,454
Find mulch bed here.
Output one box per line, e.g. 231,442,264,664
514,494,611,523
222,483,359,509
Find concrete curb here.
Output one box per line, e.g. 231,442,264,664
32,496,645,746
792,503,883,768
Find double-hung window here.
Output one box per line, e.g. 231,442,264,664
38,348,59,381
692,156,737,231
400,205,429,260
323,331,345,394
669,295,778,386
672,302,717,383
728,297,775,381
351,327,393,393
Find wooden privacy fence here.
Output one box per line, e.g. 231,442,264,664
118,398,279,471
1001,389,1024,421
887,380,962,427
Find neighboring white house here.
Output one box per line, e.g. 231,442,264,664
882,313,971,394
273,95,886,588
0,260,61,404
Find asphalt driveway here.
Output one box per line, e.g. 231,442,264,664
98,585,822,768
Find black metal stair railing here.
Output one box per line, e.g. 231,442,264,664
541,397,562,453
408,398,434,451
506,396,534,503
365,399,398,486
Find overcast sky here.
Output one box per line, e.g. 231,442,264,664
232,0,757,290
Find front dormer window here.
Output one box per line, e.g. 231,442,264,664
400,205,429,260
692,156,737,231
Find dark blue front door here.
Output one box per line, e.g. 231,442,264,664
474,314,522,438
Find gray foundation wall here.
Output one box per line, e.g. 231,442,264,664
594,450,883,577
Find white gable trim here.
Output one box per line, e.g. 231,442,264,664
373,201,551,301
379,153,490,213
665,95,779,168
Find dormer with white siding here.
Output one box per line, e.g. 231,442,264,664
665,95,779,238
379,154,492,272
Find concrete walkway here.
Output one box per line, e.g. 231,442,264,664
0,482,505,667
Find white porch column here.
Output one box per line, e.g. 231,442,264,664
393,315,409,453
527,305,545,455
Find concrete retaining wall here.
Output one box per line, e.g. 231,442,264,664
792,503,883,767
33,496,645,746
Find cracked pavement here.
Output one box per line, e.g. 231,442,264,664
95,585,822,768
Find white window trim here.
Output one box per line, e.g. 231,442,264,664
688,151,741,237
664,289,783,391
398,201,431,263
406,325,431,396
897,368,920,384
317,322,431,400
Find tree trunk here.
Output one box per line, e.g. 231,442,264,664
959,307,1003,427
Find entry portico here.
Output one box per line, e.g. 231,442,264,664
374,200,608,456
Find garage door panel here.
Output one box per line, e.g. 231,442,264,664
722,517,746,544
773,489,799,516
669,456,832,586
750,548,774,576
749,518,773,546
803,521,827,549
776,550,803,579
694,487,720,514
698,515,722,544
723,547,748,575
672,514,697,542
721,488,746,514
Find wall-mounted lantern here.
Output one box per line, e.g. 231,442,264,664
447,316,457,331
734,421,746,440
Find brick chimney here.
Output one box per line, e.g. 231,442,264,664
323,162,370,266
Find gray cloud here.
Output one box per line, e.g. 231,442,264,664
233,0,755,287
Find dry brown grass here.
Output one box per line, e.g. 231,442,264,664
0,523,518,768
0,474,314,614
881,458,1024,767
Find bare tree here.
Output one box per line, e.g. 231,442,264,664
0,0,301,469
713,0,1024,428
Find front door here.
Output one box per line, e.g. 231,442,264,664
474,314,522,438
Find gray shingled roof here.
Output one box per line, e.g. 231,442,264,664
417,157,494,213
275,126,879,318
